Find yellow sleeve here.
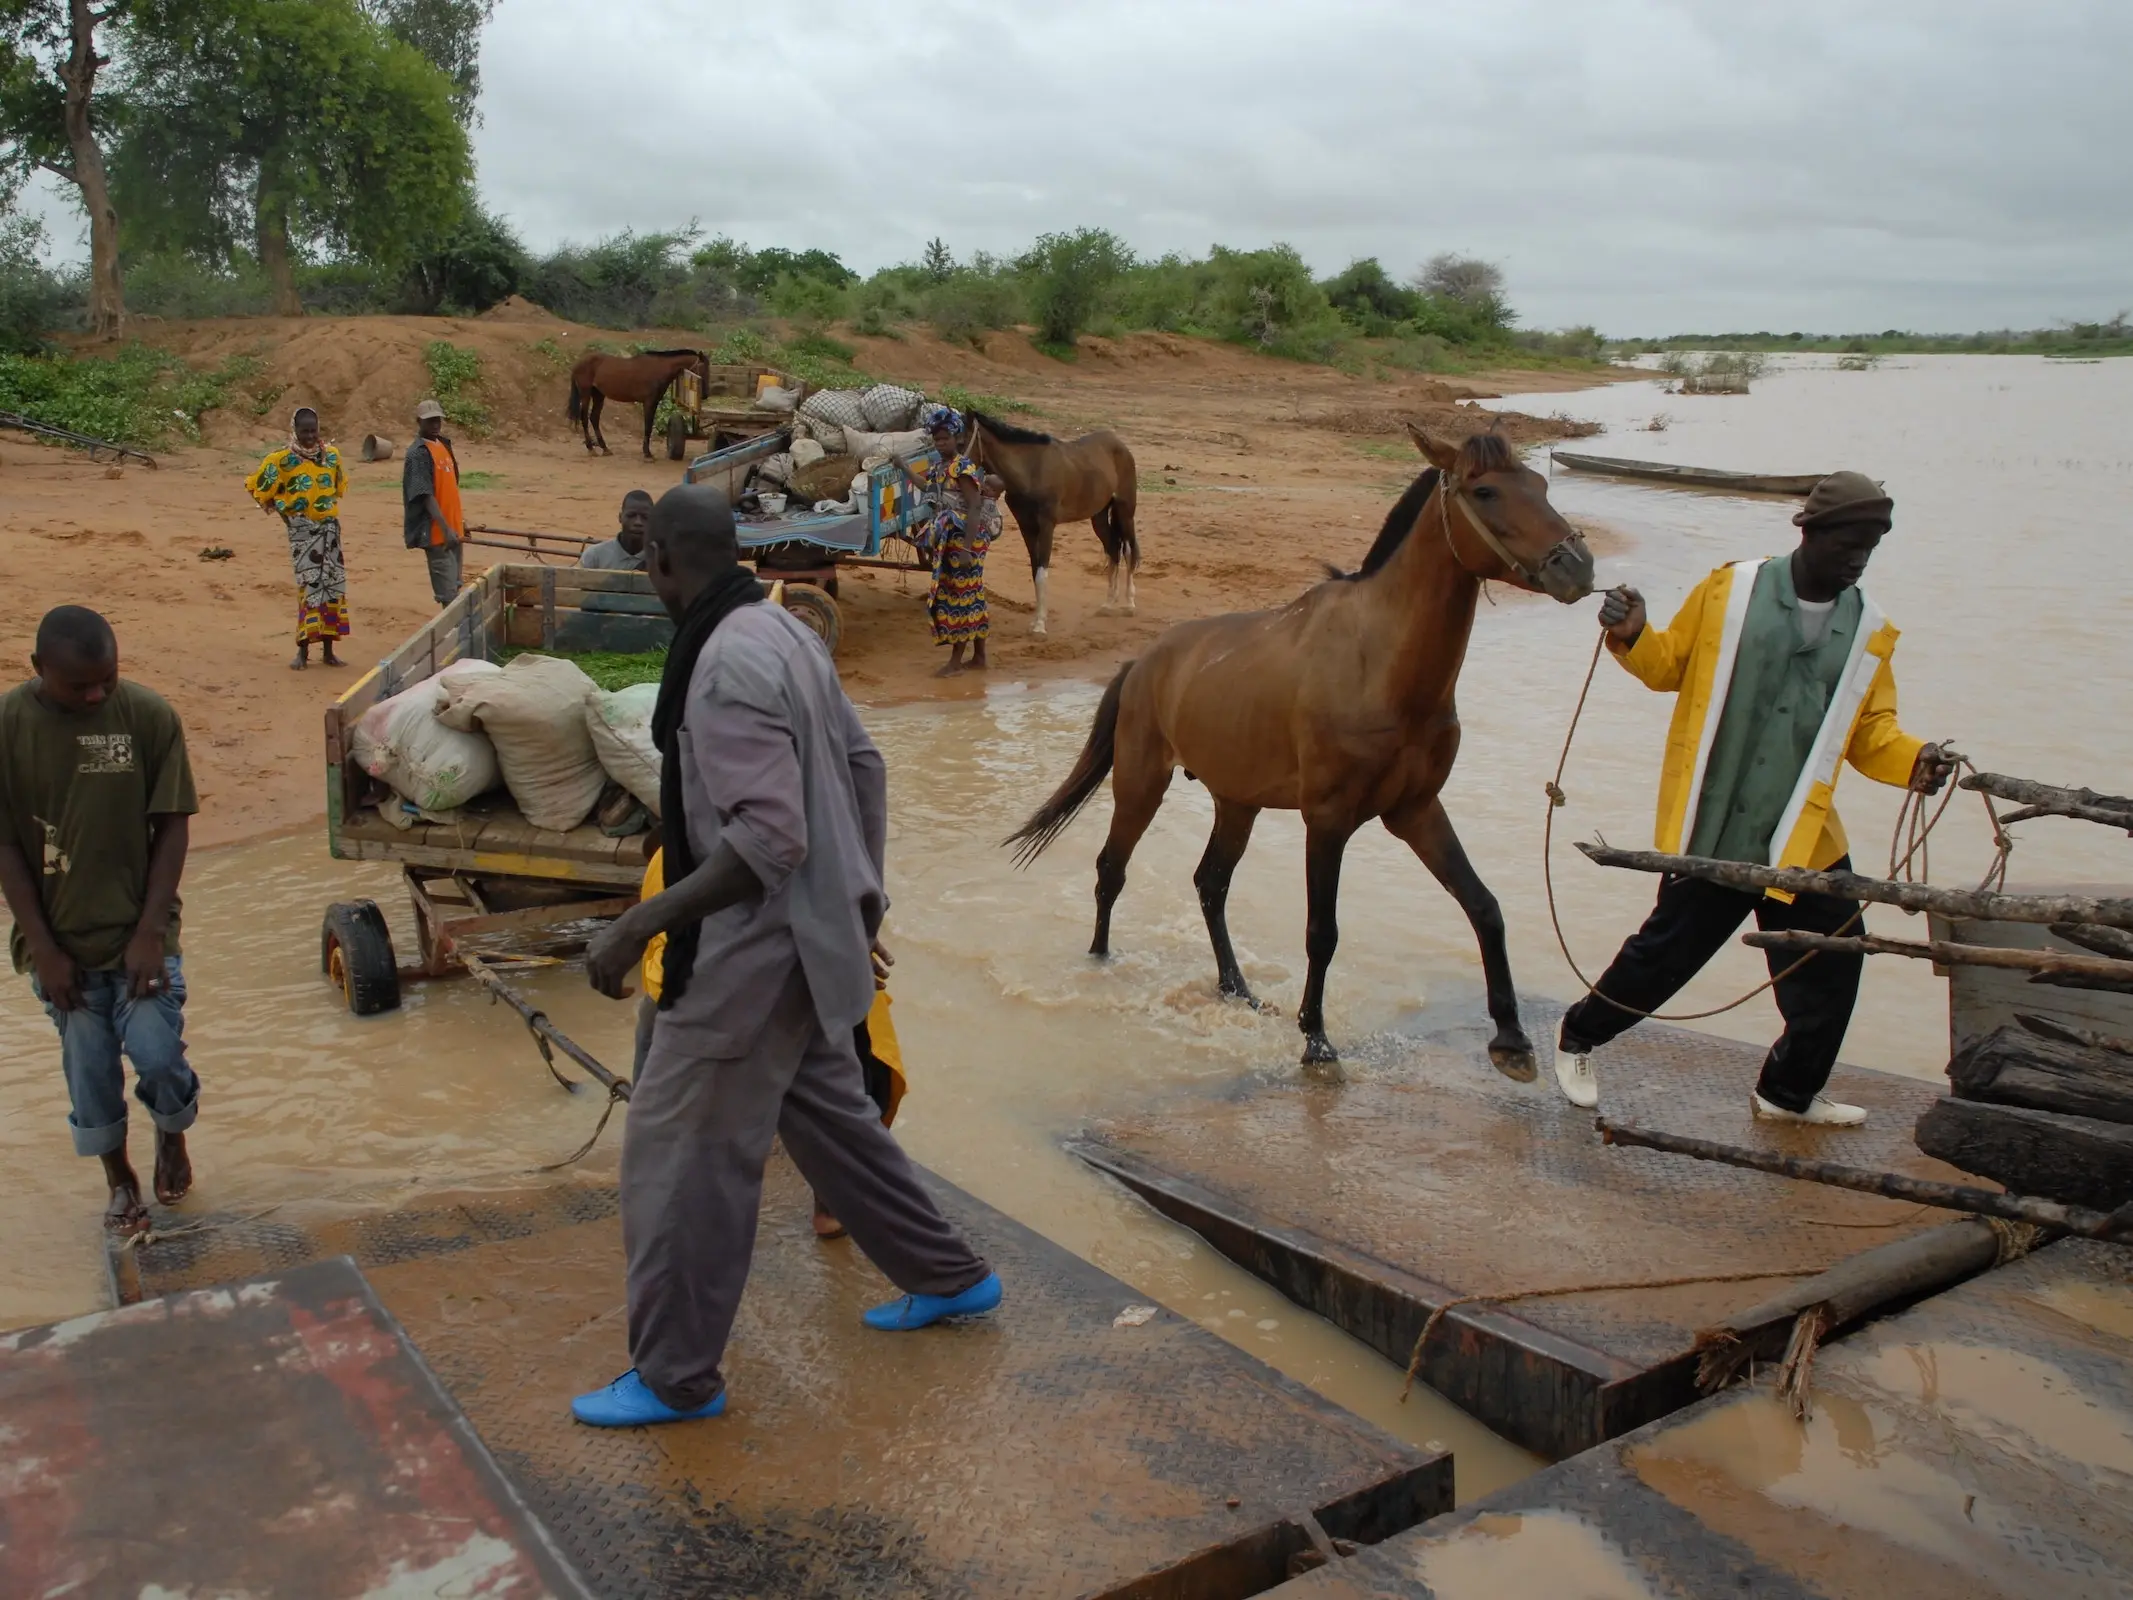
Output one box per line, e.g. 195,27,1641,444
244,454,280,510
639,850,665,1000
1846,655,1925,787
1610,573,1710,692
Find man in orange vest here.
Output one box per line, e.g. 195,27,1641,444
401,399,466,607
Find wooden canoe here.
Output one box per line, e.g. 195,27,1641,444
1551,451,1825,496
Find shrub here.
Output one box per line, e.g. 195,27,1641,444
422,339,489,429
926,265,1022,347
1019,227,1132,349
0,216,79,354
0,344,256,445
1323,257,1421,333
1205,244,1341,350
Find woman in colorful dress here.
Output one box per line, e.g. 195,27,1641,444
912,404,991,676
245,406,350,669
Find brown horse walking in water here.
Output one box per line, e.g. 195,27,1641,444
1006,426,1595,1072
567,349,707,458
967,412,1138,637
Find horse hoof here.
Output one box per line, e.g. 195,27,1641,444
1217,979,1260,1008
1030,624,1048,639
1300,1034,1339,1067
1489,1040,1539,1084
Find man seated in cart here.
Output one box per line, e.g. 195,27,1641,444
1553,472,1956,1126
579,490,652,572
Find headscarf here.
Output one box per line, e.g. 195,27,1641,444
288,407,325,465
920,402,964,439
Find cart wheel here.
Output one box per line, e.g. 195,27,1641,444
321,900,402,1016
780,584,842,656
666,413,690,461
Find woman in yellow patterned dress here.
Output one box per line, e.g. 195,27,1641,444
244,407,349,669
912,403,991,676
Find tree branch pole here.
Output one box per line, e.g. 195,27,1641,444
2053,922,2133,962
1574,841,2133,931
1594,1116,2133,1241
1743,929,2133,987
1961,772,2133,831
460,950,630,1100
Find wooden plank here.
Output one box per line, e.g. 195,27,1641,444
1578,843,2133,930
1914,1096,2133,1211
540,567,556,647
1929,908,2133,1054
1745,929,2133,986
332,835,647,888
1949,1024,2133,1124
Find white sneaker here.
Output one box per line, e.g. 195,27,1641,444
1751,1092,1867,1127
1553,1042,1598,1109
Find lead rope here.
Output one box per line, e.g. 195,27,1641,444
1542,626,2009,1023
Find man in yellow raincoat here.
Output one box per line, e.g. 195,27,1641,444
633,847,906,1238
1553,472,1954,1126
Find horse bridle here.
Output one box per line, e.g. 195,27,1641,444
1436,469,1582,586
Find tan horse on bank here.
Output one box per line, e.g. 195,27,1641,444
1006,427,1595,1071
967,412,1138,637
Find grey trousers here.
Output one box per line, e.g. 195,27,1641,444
424,541,463,607
622,965,989,1410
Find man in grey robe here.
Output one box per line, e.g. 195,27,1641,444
573,484,1000,1428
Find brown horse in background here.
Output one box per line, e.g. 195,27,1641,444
1006,426,1595,1073
967,413,1138,637
567,349,707,458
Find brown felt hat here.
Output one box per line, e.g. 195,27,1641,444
1794,470,1891,530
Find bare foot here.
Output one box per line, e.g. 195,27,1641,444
154,1130,192,1205
811,1199,848,1240
934,660,968,678
99,1151,150,1237
321,648,345,668
288,651,308,670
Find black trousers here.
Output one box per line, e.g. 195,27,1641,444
1559,855,1863,1112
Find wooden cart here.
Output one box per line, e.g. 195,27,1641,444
318,564,673,1016
663,362,798,461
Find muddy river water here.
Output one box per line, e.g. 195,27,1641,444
3,355,2127,1501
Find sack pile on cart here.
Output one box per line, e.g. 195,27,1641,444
752,383,932,510
350,655,668,835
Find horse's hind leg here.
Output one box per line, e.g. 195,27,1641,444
1383,796,1535,1082
1091,720,1173,958
590,391,609,455
1195,798,1261,1002
1296,822,1356,1072
1093,506,1123,615
1027,515,1056,638
1112,495,1139,615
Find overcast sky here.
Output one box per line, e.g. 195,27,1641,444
23,0,2133,334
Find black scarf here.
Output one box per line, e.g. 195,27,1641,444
652,565,766,1007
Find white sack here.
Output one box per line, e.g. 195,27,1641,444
437,654,606,831
789,436,826,469
584,683,662,813
350,658,502,815
839,426,928,463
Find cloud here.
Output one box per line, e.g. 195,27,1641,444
22,0,2132,333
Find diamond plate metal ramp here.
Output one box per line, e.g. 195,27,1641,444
109,1159,1450,1599
1073,1016,1965,1461
0,1255,592,1599
1268,1238,2133,1598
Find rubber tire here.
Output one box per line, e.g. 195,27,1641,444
321,900,402,1016
779,584,842,656
666,413,690,461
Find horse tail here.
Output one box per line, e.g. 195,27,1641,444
566,382,583,423
1004,661,1132,866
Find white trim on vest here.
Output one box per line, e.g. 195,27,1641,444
1768,590,1886,867
1676,558,1764,854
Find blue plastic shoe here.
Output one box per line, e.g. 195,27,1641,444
863,1271,1004,1331
571,1369,727,1427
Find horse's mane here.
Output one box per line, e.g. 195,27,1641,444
639,347,705,359
969,411,1054,445
1327,432,1520,582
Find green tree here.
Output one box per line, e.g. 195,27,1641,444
116,0,470,315
401,196,522,312
361,0,492,125
921,236,953,282
1322,257,1421,330
1,0,130,335
1019,226,1131,349
1412,252,1513,330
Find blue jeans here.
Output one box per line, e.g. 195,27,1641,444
31,955,200,1157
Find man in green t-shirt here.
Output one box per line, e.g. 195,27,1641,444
0,607,202,1236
